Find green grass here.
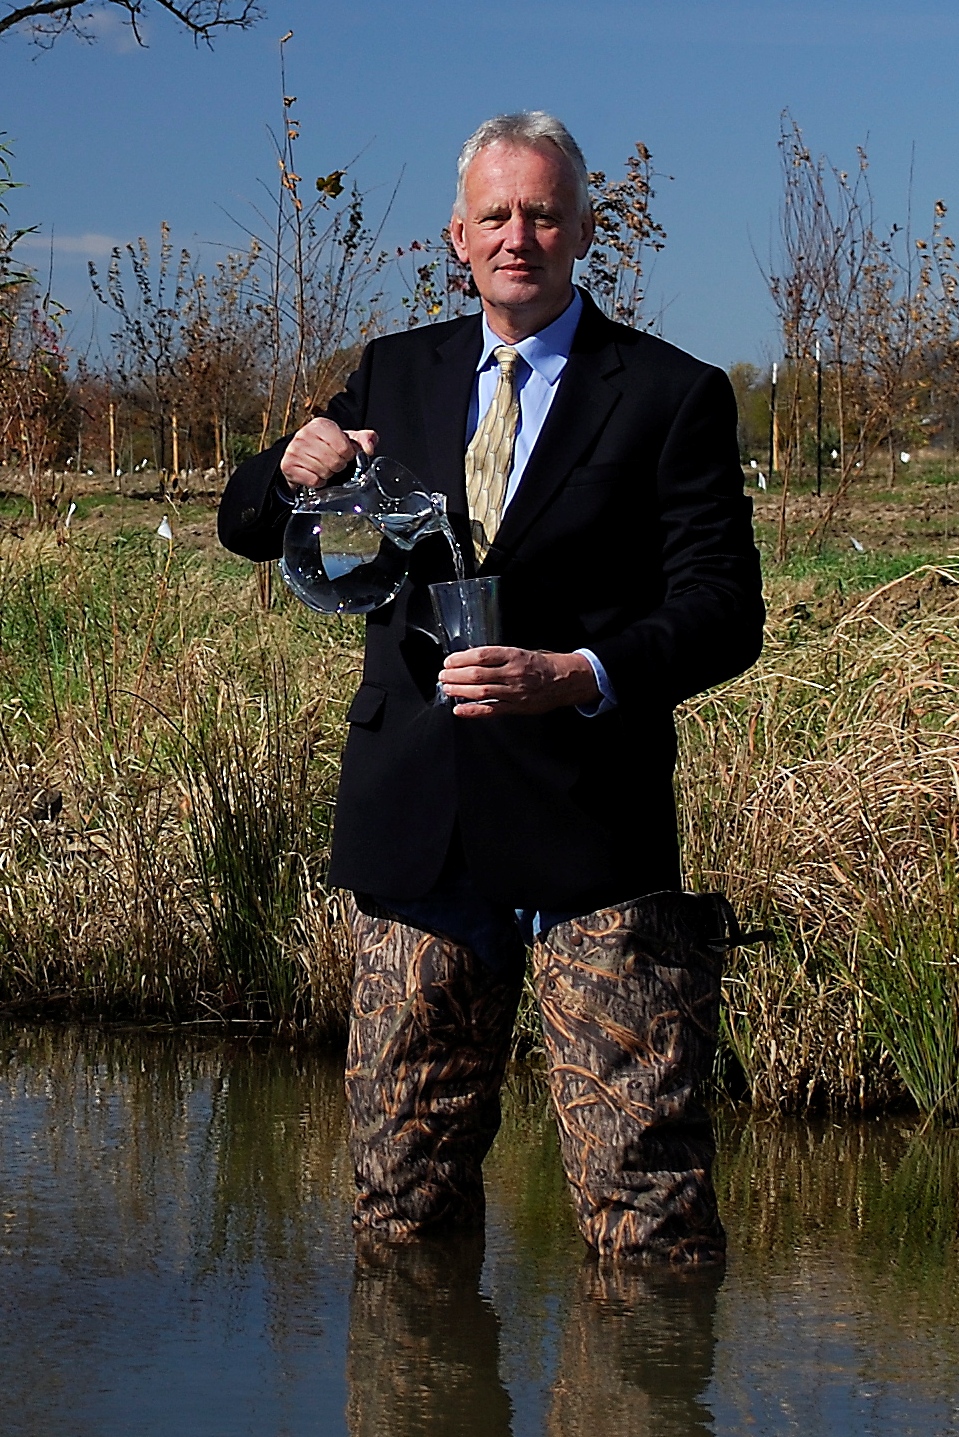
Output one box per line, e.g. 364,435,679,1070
764,545,941,594
853,902,959,1123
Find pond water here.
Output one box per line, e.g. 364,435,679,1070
1,1025,957,1437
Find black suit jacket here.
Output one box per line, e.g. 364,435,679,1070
218,291,764,911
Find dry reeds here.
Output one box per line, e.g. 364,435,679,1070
1,528,957,1119
0,526,359,1035
680,563,959,1118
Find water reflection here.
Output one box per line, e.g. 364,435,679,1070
0,1024,957,1437
347,1234,512,1436
546,1261,721,1436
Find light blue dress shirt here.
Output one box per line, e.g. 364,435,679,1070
467,288,617,716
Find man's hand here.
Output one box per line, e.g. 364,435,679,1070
439,647,599,717
279,419,379,490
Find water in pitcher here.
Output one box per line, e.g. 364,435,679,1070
280,455,466,614
280,508,408,614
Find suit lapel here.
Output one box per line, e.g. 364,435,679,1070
416,297,624,570
421,314,483,514
482,296,625,567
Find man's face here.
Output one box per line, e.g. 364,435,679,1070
449,141,594,335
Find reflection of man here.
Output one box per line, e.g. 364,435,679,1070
344,1243,720,1437
547,1260,722,1436
219,112,764,1263
347,1235,512,1437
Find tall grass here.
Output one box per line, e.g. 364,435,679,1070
0,527,359,1035
1,528,958,1119
680,562,959,1118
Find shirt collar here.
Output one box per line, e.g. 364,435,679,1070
477,287,583,385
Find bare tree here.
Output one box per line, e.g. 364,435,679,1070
583,142,668,329
85,37,414,485
0,138,72,519
178,243,269,470
1,278,72,517
89,223,189,476
70,357,115,472
0,0,261,46
767,115,945,557
922,201,959,453
245,37,395,447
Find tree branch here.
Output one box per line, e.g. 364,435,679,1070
150,0,260,39
0,0,263,43
0,0,84,35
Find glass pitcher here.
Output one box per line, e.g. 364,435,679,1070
279,454,461,615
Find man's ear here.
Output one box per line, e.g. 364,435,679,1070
449,211,470,265
575,208,595,262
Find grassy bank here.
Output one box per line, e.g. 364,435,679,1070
0,514,361,1038
0,470,957,1119
681,559,959,1120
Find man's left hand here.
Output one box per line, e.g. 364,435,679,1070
439,647,599,717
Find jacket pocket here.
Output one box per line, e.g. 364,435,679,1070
563,463,628,489
345,683,387,728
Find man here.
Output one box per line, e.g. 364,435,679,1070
219,112,764,1264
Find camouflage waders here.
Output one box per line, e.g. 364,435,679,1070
345,901,523,1238
533,893,732,1264
345,891,744,1262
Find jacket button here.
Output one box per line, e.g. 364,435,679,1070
241,507,256,524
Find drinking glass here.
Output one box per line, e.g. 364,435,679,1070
429,576,501,652
429,577,502,706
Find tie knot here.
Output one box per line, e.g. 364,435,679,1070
493,345,520,376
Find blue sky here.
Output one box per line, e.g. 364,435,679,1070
2,0,958,368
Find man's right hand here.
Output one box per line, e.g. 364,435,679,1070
279,419,379,490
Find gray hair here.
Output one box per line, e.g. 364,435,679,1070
454,111,591,218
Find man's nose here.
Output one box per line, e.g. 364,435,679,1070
503,212,535,249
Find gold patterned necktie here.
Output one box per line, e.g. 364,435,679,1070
465,345,521,562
